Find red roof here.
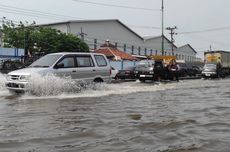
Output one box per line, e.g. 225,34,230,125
95,47,137,61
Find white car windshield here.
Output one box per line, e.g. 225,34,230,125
204,64,216,69
30,54,62,67
137,60,155,67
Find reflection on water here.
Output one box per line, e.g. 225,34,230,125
0,73,230,152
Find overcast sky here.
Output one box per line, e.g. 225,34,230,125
1,0,230,57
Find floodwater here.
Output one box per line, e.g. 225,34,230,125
0,74,230,152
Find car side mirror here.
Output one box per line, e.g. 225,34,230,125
54,63,64,69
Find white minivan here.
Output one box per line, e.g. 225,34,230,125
6,52,111,92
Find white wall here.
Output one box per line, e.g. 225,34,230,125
176,45,196,62
46,20,197,60
144,36,177,56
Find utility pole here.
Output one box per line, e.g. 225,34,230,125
78,27,87,41
209,45,212,52
166,26,177,56
161,0,164,56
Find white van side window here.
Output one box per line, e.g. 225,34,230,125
95,55,107,67
58,57,75,68
76,56,94,67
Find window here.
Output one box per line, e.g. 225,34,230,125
57,57,75,68
76,56,94,67
94,55,107,67
30,54,62,67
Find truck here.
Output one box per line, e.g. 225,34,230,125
202,51,230,78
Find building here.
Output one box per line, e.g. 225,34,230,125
42,19,197,61
143,35,177,56
177,44,197,62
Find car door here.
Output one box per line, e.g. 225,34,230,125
93,54,110,77
53,55,76,78
75,54,96,81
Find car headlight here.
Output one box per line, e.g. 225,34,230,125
149,71,154,74
6,74,11,81
20,75,31,81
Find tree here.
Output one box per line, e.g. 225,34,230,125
0,21,89,55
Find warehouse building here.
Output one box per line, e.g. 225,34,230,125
177,44,197,62
42,19,197,61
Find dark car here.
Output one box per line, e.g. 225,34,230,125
116,66,136,80
135,60,155,82
177,63,201,77
191,65,202,76
0,60,25,74
177,62,189,77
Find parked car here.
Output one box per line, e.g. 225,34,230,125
177,63,202,77
191,65,202,76
110,66,119,79
0,60,25,74
116,66,136,80
135,60,155,82
5,52,111,93
201,63,225,78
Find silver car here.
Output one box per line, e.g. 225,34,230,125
5,52,111,92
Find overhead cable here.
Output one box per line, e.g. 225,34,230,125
179,26,230,34
0,4,84,20
128,25,160,29
72,0,160,11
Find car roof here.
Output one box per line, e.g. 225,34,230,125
49,52,104,56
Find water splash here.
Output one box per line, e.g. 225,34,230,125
0,73,11,97
0,73,7,90
1,72,177,98
26,73,89,96
22,76,173,99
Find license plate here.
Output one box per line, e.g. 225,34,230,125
7,83,19,88
140,75,153,78
205,74,210,76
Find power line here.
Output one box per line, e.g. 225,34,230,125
0,4,161,30
0,17,21,24
127,24,160,29
181,34,230,47
72,0,160,11
0,4,84,21
179,26,230,34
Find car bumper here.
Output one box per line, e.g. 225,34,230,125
201,72,217,77
116,74,135,79
5,81,29,91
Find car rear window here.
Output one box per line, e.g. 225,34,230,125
94,55,107,67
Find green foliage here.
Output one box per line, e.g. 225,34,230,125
0,21,89,55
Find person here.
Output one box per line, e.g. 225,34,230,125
216,61,222,77
168,59,180,81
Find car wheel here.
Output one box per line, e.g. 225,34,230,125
94,78,103,83
115,75,119,80
139,79,145,83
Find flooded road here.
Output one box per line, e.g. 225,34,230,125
0,75,230,152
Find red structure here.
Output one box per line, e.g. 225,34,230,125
95,40,137,61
